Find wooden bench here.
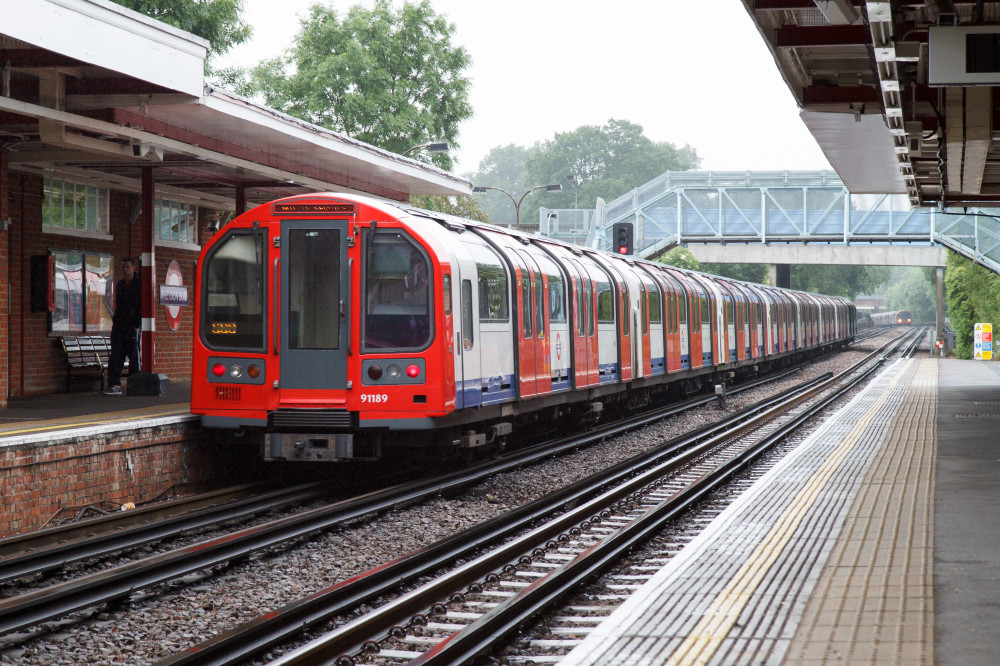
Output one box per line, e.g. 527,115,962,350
59,335,123,392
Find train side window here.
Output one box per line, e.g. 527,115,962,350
461,279,473,350
621,283,630,336
443,274,451,316
535,272,545,338
646,280,661,326
596,280,614,323
641,283,648,334
536,254,565,324
577,279,585,336
521,267,532,338
587,280,595,337
469,243,508,322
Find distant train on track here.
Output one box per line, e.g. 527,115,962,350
191,193,857,462
871,310,912,326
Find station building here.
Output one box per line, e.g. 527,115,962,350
0,0,469,406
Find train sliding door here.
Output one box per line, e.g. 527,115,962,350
279,220,350,390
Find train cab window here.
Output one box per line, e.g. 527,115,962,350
363,230,432,350
202,232,265,350
461,279,473,350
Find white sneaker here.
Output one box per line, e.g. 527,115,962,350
103,386,122,395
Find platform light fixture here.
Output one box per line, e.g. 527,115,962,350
472,183,562,230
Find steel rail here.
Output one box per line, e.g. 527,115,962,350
268,346,893,666
154,371,833,666
0,363,812,639
0,483,329,584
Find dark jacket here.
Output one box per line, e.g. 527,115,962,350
113,275,142,329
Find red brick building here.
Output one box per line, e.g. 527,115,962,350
0,0,469,405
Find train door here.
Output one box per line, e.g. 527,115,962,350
452,243,480,409
511,253,537,398
568,259,595,388
280,219,350,391
535,249,570,392
601,260,632,382
518,249,552,396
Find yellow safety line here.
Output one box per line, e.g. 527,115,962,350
0,408,190,436
666,359,914,666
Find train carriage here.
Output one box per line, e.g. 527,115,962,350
192,193,856,462
871,310,912,326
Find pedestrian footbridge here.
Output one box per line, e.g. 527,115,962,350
539,170,1000,274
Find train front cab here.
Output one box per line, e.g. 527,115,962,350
193,196,459,461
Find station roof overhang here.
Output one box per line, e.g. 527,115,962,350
741,0,1000,209
0,0,470,211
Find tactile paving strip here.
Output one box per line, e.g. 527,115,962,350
560,358,935,666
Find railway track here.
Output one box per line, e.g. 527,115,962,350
155,333,913,665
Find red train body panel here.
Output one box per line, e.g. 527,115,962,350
191,193,857,461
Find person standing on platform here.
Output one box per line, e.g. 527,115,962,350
104,257,141,395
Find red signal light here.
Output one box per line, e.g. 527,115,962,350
212,363,226,377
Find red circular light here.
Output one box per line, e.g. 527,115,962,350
212,363,226,377
406,364,420,378
248,364,261,379
368,364,383,380
618,247,627,254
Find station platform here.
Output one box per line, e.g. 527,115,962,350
561,357,1000,666
0,382,192,441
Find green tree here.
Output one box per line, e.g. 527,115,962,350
410,195,490,223
699,263,769,285
112,0,251,68
883,267,936,324
657,247,700,271
790,264,891,298
242,0,472,171
944,251,1000,358
519,119,700,225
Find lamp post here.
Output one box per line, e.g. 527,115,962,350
472,183,562,230
403,141,451,156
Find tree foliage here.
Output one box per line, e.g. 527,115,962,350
698,262,769,285
409,195,491,223
882,267,937,324
519,119,700,224
656,247,700,271
467,144,539,225
790,264,891,299
240,0,472,171
112,0,251,67
944,251,1000,358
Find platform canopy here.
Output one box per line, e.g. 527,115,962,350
741,1,1000,209
0,0,470,210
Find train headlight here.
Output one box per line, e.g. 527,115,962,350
367,364,383,380
212,363,226,377
229,364,243,378
387,364,402,379
406,364,420,378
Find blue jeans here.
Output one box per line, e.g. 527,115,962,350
108,326,140,387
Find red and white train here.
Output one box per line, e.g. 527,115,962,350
191,193,856,461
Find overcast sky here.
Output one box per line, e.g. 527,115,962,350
215,0,833,177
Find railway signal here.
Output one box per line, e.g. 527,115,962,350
613,222,634,255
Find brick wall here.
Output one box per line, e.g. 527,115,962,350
0,422,260,538
9,177,213,396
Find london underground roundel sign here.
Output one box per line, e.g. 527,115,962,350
163,260,185,331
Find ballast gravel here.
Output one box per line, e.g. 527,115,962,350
0,337,897,665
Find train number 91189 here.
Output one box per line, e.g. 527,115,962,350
360,393,389,404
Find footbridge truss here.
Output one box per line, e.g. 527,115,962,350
539,170,1000,273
